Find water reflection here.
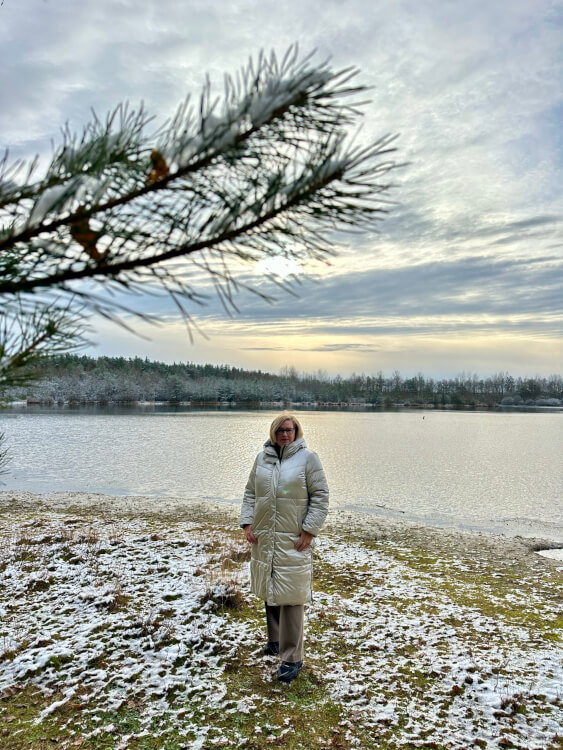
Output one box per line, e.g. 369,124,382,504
1,407,561,541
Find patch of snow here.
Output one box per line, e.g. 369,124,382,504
28,185,69,227
38,687,77,720
1,495,561,749
536,548,563,562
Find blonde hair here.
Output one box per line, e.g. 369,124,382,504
269,411,304,444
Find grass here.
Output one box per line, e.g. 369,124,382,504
0,497,562,749
357,534,563,644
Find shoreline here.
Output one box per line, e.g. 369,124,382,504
1,490,562,560
5,400,563,413
1,488,561,545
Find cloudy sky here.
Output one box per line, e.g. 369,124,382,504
1,0,561,377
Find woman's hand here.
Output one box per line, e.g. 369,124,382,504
243,524,257,544
295,529,314,551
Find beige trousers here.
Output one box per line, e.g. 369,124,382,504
265,603,304,662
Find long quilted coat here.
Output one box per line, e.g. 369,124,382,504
240,437,329,605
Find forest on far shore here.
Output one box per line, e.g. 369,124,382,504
2,354,561,408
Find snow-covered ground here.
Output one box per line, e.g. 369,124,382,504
0,491,561,749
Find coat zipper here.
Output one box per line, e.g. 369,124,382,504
270,446,283,582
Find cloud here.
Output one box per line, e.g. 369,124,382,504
79,251,562,344
241,342,382,353
205,254,563,325
1,0,561,374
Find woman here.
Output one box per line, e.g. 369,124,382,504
240,411,329,683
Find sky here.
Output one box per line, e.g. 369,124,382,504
1,0,562,378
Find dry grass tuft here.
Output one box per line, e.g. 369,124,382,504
200,581,245,610
200,534,248,610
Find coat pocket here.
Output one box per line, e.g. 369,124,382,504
274,532,313,567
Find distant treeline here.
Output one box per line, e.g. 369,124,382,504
2,354,562,407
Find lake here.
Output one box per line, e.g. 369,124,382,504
0,407,561,542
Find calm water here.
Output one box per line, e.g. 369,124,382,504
0,407,561,541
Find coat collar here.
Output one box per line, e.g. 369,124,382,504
264,437,306,460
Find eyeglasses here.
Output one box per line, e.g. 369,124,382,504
276,428,295,434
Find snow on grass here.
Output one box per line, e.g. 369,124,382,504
0,494,561,749
0,514,258,747
308,537,562,748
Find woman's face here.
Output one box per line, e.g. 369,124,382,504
275,419,296,448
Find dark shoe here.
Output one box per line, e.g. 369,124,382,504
263,641,279,656
277,660,303,683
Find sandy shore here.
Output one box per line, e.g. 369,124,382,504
2,489,561,561
0,490,561,749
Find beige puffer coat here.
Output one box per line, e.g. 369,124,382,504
240,437,329,605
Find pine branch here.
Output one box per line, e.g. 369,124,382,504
0,45,403,394
0,301,88,389
0,135,397,295
0,432,9,477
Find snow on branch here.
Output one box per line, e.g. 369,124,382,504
0,45,403,387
